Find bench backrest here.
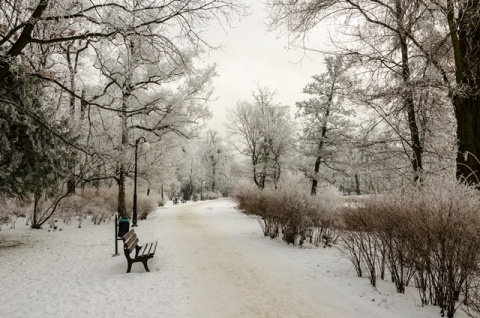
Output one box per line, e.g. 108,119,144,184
122,229,139,253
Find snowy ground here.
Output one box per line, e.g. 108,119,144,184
0,198,469,318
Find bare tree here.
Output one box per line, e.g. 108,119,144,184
227,86,294,189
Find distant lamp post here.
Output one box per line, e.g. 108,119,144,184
201,181,204,201
133,137,150,227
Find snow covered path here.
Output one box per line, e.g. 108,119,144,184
0,199,464,318
161,199,346,317
150,199,445,318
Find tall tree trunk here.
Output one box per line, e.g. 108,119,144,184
32,191,40,228
396,1,423,182
311,156,322,195
454,96,480,184
212,162,216,191
311,94,332,195
447,0,480,185
117,35,136,216
117,91,129,218
118,165,127,217
66,49,77,194
355,173,361,195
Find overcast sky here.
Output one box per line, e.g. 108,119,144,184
203,1,329,135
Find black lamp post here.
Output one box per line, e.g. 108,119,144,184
200,181,204,201
133,137,150,227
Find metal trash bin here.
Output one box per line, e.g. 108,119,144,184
118,217,130,238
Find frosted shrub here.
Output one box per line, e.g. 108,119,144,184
0,197,28,229
232,181,341,246
0,199,8,229
339,206,372,284
93,187,125,213
409,178,480,318
85,187,157,222
231,182,279,238
85,196,112,225
137,195,157,220
55,187,118,226
339,177,480,318
156,195,165,207
204,191,221,200
57,195,85,225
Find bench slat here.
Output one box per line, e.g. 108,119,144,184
126,237,139,253
138,243,148,256
124,235,136,247
147,241,157,256
138,241,158,257
123,231,137,245
124,232,138,253
123,229,135,241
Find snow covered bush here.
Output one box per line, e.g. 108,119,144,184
56,194,84,225
204,191,221,200
137,195,157,220
0,196,28,229
156,195,165,207
231,181,278,238
0,198,9,229
232,181,342,246
338,176,480,318
55,188,112,226
48,187,158,226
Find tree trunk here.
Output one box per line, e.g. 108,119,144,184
448,1,480,185
32,191,40,229
311,157,321,195
311,96,331,195
117,163,127,218
212,162,216,192
118,87,129,217
454,96,480,184
355,173,361,195
396,1,423,182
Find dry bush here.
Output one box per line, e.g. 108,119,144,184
339,177,480,318
56,195,85,225
79,187,157,221
137,195,157,220
204,191,221,200
339,206,381,287
231,182,279,238
156,195,165,207
231,181,341,246
0,196,29,229
88,186,127,213
56,188,113,226
410,178,480,318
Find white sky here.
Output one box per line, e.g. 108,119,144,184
203,1,329,135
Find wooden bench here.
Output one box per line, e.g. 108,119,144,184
121,229,157,273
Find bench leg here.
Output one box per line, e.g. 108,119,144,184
142,260,150,272
126,261,133,273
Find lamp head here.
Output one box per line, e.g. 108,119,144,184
142,141,151,151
